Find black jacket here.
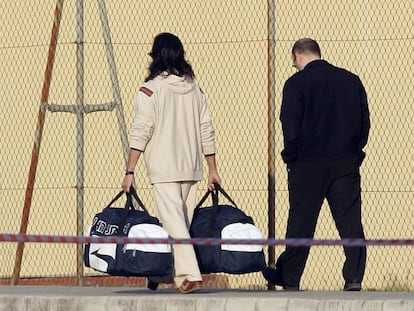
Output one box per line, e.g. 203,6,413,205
280,60,370,164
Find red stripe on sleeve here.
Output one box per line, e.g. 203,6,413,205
139,87,153,97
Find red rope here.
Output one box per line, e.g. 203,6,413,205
0,233,413,246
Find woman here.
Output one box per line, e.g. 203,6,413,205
121,32,221,294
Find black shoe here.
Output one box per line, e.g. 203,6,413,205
147,278,159,291
343,281,361,291
262,267,299,291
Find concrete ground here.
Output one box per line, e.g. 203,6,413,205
0,285,413,311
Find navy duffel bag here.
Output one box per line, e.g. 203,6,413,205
84,187,173,277
190,184,266,274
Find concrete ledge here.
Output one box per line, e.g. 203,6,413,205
0,286,413,311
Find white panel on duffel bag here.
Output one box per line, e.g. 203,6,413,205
125,223,171,253
221,223,264,252
88,236,117,272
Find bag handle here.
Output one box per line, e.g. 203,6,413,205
126,187,149,214
214,183,238,208
195,183,238,209
104,187,149,214
193,183,239,225
206,184,239,235
104,190,125,209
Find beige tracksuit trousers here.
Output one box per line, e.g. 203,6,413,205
152,181,203,287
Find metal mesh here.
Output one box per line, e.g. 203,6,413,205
0,0,413,291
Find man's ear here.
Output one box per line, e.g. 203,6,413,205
295,51,304,61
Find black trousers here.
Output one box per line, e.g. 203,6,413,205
276,156,366,287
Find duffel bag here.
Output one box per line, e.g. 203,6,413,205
189,184,266,274
84,187,173,277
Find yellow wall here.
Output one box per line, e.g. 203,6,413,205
0,1,413,290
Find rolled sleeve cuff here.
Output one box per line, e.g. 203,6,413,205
202,145,216,156
130,139,147,152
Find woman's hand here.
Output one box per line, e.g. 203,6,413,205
208,171,222,191
121,174,134,193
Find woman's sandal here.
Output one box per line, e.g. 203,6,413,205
176,279,202,294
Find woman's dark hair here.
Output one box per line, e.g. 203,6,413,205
145,33,195,82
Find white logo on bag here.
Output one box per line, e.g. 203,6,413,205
94,219,119,235
88,236,117,272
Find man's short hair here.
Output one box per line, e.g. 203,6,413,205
292,38,321,57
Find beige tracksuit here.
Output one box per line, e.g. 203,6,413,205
129,73,216,286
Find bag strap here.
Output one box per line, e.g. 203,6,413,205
127,187,149,214
193,183,239,229
206,184,239,235
214,183,238,208
104,190,125,209
195,189,211,210
195,183,238,210
104,187,149,214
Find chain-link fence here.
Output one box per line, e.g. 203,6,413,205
0,0,413,291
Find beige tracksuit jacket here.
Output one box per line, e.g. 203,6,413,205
129,73,216,184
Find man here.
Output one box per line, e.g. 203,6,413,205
263,38,370,291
